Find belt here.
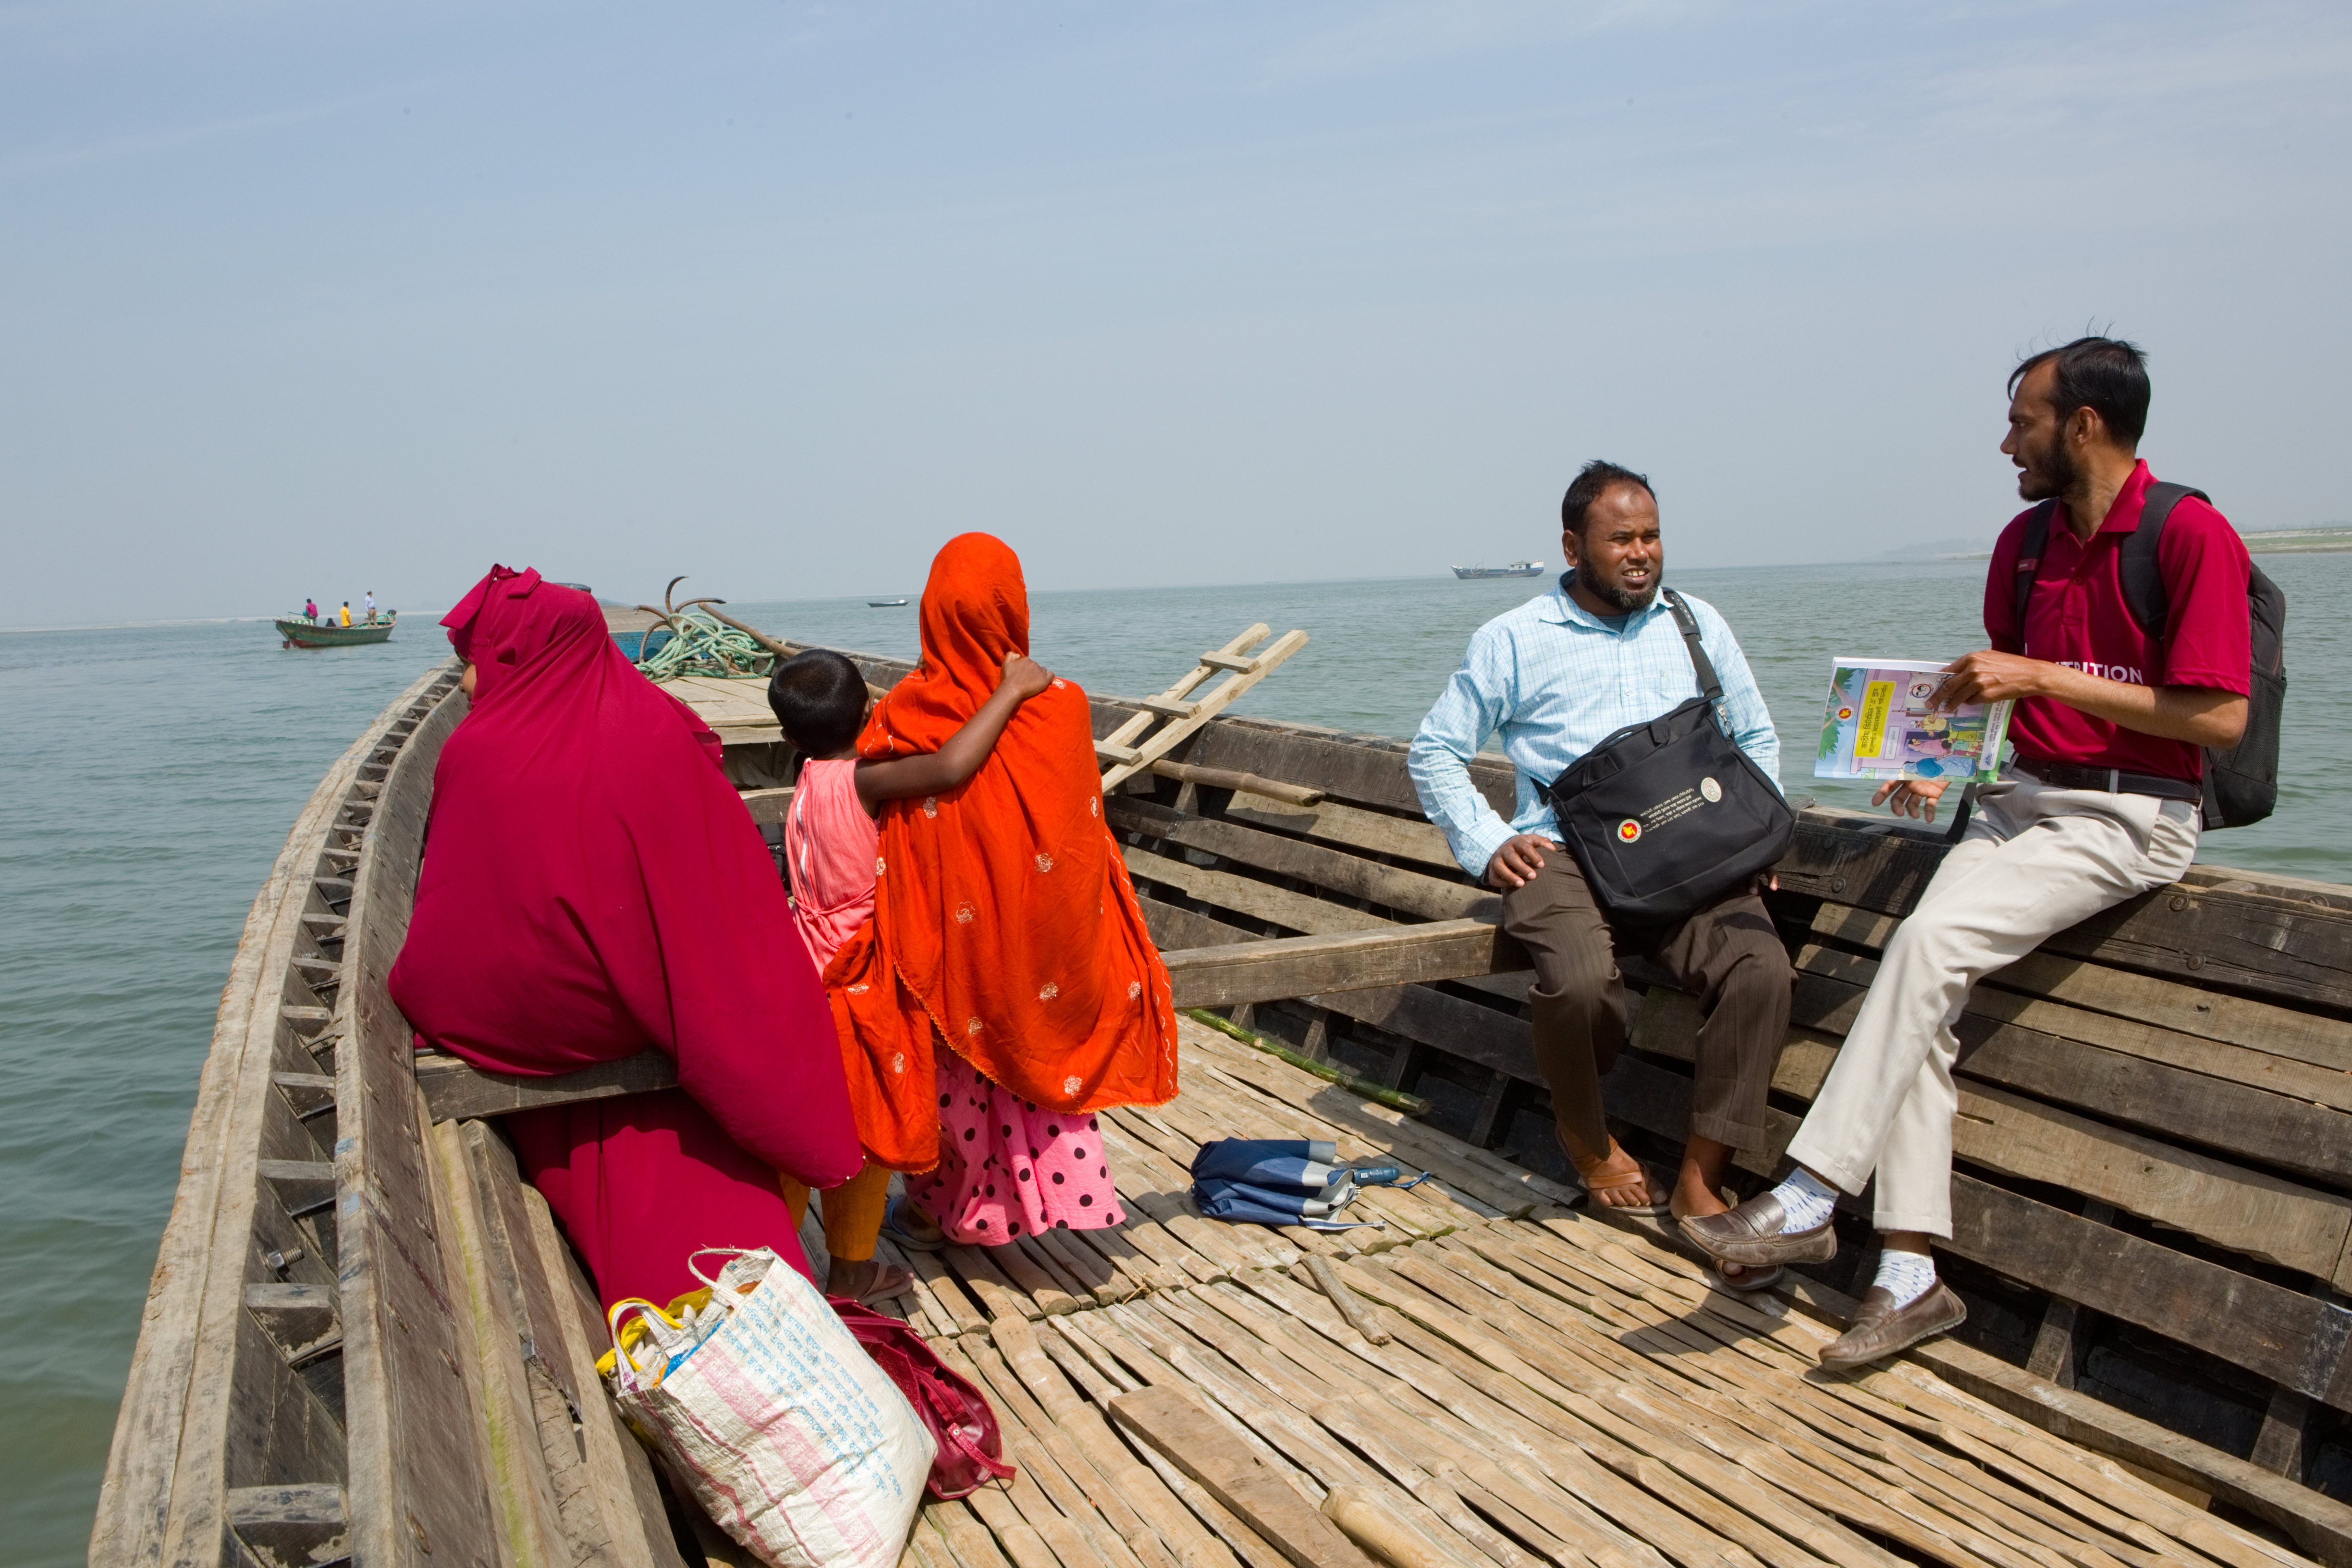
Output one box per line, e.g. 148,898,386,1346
2014,759,2202,802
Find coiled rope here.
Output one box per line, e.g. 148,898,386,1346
635,608,777,682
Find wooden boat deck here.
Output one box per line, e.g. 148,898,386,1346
98,635,2352,1568
847,1015,2309,1568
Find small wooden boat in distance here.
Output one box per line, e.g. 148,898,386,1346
277,615,396,648
867,596,911,606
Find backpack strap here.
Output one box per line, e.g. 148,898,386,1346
2117,481,2210,642
2010,499,2060,636
1660,588,1724,700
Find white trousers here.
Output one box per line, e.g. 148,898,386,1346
1785,772,2200,1236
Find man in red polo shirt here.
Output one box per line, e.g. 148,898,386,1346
1687,336,2251,1363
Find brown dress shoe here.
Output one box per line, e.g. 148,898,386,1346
1679,1190,1838,1268
1817,1282,1968,1368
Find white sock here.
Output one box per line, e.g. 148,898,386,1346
1872,1248,1937,1309
1768,1168,1838,1232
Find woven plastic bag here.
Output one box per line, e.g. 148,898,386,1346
604,1248,933,1568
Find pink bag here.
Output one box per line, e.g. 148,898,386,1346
831,1297,1016,1499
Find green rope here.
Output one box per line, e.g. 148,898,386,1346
636,609,776,682
1183,1008,1431,1117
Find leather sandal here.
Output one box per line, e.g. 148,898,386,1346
1565,1134,1668,1216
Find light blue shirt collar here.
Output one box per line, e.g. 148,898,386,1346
1536,580,1669,635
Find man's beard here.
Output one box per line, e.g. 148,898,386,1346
1578,557,1659,614
2016,430,2078,502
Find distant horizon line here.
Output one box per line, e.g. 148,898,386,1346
9,533,2347,636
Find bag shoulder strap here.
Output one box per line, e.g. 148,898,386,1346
1660,588,1723,700
2117,481,2210,642
2009,498,2060,634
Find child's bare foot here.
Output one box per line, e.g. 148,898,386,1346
827,1256,914,1303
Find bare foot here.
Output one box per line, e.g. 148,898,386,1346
827,1256,914,1303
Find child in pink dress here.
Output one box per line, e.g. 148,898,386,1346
767,646,1060,1278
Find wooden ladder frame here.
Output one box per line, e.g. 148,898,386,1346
1096,622,1308,792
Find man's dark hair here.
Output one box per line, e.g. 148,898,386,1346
2009,336,2150,447
1561,461,1655,540
767,648,869,757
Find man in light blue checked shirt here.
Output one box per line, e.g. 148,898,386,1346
1409,461,1793,1285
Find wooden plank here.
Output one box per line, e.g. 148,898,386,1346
1108,798,1497,926
1137,895,1258,954
518,1180,688,1568
1640,988,2352,1278
1151,760,1327,808
1778,817,2352,1011
1164,923,1506,1011
1865,1323,2352,1566
418,1048,678,1124
1621,1003,2352,1414
1180,720,1515,821
1811,905,2352,1077
430,1117,568,1567
1788,948,2352,1178
1214,797,1463,879
1124,846,1393,938
1949,1179,2352,1415
338,682,505,1568
1109,1384,1382,1568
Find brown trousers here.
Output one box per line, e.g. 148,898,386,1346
1499,852,1790,1158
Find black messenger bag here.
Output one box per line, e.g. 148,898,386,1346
1542,590,1794,925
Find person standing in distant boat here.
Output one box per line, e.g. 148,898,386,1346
339,601,352,627
1408,461,1793,1285
1686,337,2252,1367
364,590,377,624
304,598,318,622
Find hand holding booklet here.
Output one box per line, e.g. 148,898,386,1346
1815,659,2013,784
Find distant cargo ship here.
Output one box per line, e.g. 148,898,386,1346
1451,560,1546,579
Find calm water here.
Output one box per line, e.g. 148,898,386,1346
7,557,2350,1561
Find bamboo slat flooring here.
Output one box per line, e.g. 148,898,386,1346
806,1018,2319,1568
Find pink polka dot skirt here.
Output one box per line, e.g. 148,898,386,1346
906,1051,1124,1244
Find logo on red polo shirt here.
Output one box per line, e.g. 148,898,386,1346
2055,659,2145,685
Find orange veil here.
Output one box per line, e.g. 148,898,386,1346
826,533,1177,1171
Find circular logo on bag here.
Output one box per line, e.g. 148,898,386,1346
1617,818,1642,843
1699,776,1722,803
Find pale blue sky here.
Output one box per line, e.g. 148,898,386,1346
4,1,2346,625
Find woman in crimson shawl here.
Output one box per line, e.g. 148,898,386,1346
826,533,1177,1245
389,566,861,1307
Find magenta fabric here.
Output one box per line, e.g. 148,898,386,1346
905,1053,1125,1244
388,565,862,1307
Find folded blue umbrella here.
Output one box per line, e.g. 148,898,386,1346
1189,1138,1342,1194
1189,1139,1432,1229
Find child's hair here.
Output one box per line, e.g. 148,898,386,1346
767,649,869,757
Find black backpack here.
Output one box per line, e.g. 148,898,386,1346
1542,590,1795,925
2012,482,2285,828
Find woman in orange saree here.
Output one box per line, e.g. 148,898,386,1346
825,533,1177,1243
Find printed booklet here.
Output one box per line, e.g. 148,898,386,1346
1815,659,2013,783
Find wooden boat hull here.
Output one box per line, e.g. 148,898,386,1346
97,641,2352,1568
279,618,396,648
